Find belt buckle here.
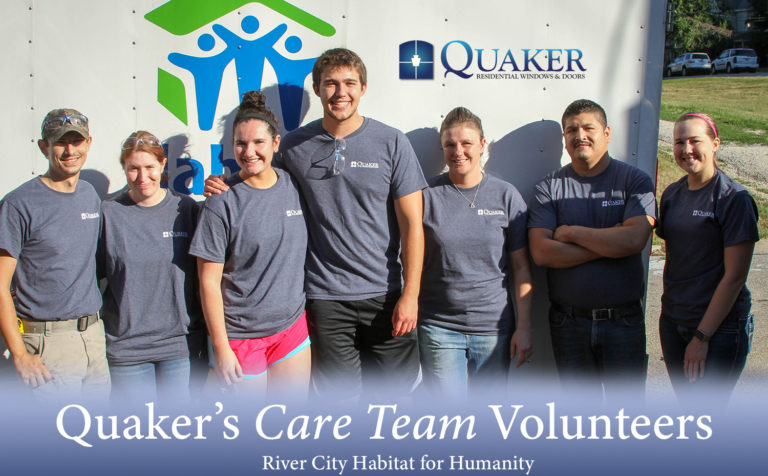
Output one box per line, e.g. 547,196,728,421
591,308,613,321
77,315,89,332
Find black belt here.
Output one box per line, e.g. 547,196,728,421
551,301,642,321
18,313,99,334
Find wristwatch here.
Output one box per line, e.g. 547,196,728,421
693,328,711,342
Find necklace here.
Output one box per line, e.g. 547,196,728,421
451,173,484,208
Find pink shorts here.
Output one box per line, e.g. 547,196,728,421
209,312,310,378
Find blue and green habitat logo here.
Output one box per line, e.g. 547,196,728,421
146,0,335,132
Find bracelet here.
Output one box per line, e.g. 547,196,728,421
693,328,711,342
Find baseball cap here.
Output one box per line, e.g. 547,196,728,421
41,108,90,142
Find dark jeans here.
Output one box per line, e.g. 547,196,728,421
659,311,753,404
549,303,647,400
306,292,419,399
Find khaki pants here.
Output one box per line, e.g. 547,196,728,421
21,318,110,403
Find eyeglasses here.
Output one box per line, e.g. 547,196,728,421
42,113,89,130
332,139,346,176
122,135,162,150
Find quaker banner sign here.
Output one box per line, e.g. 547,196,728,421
1,0,665,200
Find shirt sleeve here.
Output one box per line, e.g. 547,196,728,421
188,199,229,263
623,167,657,223
527,176,557,231
390,131,427,199
505,185,529,252
719,189,759,247
654,184,673,240
0,199,25,258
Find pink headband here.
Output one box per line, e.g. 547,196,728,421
684,113,718,138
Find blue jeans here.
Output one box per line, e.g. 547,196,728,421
418,323,511,398
549,304,647,399
109,358,190,405
659,312,753,404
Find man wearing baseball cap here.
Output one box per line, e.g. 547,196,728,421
0,108,109,401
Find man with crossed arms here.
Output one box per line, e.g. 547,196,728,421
528,99,656,398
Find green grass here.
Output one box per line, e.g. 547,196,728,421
660,77,768,145
757,200,768,239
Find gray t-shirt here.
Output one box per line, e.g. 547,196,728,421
420,173,528,335
528,158,657,308
0,177,102,320
656,170,759,322
189,170,307,339
278,118,427,300
99,190,202,365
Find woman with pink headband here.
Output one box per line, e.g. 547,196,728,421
655,112,759,404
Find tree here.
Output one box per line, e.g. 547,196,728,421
746,0,768,64
670,0,732,53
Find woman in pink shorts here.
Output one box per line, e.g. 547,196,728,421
189,91,310,398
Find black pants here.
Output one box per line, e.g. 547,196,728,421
307,292,419,399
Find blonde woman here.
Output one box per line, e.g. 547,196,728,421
656,112,759,402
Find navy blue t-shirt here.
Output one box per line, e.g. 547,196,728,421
656,170,759,322
528,158,657,308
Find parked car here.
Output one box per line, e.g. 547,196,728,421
711,48,759,74
666,53,712,76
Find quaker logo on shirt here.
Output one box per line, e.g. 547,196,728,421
350,161,379,169
80,212,99,220
286,209,303,217
478,209,505,216
692,210,715,218
162,231,190,238
601,199,625,207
